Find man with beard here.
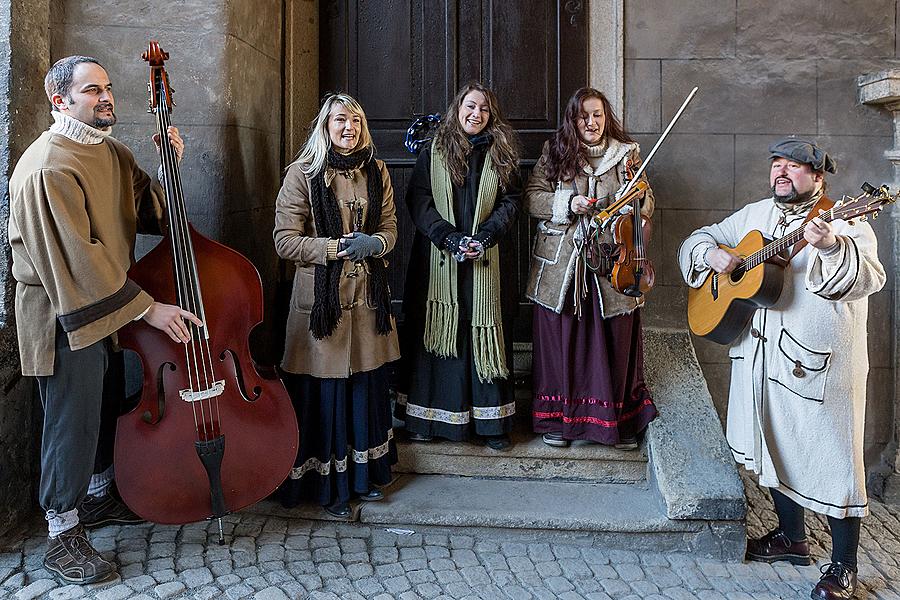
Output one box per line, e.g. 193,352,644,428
8,55,200,584
678,139,885,600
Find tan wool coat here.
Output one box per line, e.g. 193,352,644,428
525,138,654,317
8,130,164,376
274,159,400,378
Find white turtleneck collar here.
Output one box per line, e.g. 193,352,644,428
49,112,111,145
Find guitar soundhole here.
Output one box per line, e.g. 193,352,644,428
729,266,745,284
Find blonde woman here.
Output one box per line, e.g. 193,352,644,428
274,93,399,517
397,83,521,450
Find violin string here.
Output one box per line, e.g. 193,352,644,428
157,82,208,440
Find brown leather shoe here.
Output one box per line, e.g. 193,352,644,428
811,562,858,600
746,528,811,565
43,524,116,584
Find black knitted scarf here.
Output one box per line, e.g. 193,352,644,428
308,148,392,340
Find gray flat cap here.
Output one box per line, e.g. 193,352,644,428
768,138,836,174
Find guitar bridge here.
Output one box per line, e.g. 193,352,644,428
711,274,719,300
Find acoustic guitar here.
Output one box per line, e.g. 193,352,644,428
687,183,896,345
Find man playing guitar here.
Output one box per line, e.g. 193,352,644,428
678,139,887,600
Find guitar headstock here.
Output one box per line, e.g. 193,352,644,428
831,182,898,223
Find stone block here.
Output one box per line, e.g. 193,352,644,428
736,0,894,58
733,134,779,209
865,368,895,464
227,0,281,60
625,59,660,133
643,329,746,522
658,207,734,290
633,133,734,211
51,0,224,31
868,290,895,368
642,284,688,330
50,26,226,127
661,60,817,135
819,59,899,137
223,35,281,133
625,0,736,59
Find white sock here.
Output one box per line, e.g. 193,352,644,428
87,465,114,497
46,508,79,537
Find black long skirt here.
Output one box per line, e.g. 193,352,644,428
279,364,397,508
398,318,514,441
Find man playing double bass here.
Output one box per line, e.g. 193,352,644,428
8,55,200,584
678,139,886,600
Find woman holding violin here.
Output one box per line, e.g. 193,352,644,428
525,87,657,449
274,93,399,518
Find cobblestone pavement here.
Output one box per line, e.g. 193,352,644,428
1,473,898,600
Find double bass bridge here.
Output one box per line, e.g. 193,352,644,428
180,380,226,403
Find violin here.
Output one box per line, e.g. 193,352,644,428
609,159,655,297
114,42,298,543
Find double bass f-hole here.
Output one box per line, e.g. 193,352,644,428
219,348,262,402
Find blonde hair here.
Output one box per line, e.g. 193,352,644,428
293,93,375,175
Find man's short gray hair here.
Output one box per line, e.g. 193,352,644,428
44,55,104,110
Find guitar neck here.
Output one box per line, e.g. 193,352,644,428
741,206,835,270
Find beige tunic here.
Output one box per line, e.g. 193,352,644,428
8,130,164,376
274,160,400,378
525,138,654,317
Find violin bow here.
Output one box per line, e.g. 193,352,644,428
594,86,699,229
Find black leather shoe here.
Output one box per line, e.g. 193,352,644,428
485,435,511,451
408,432,433,442
811,562,858,600
746,528,811,565
79,493,144,529
44,524,116,584
358,489,383,502
324,502,351,518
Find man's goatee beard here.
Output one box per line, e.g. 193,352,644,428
772,184,814,205
93,110,116,129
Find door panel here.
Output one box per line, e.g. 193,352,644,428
319,0,588,339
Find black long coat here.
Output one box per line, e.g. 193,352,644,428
398,139,521,387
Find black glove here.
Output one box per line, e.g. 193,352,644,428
338,232,383,261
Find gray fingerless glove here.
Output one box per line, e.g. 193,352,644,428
339,232,384,261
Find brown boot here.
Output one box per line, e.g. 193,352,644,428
811,562,858,600
746,528,811,565
43,524,116,584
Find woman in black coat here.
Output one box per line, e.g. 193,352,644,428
397,82,521,450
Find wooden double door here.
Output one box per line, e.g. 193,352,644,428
320,0,589,341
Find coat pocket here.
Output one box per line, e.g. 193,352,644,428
768,328,831,402
291,266,316,313
532,221,567,264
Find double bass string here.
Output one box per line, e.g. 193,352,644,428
155,76,221,440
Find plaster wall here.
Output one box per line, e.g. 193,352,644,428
620,0,898,480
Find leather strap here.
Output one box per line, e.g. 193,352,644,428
788,194,835,260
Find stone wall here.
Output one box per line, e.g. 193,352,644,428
49,0,285,362
622,0,899,479
0,0,49,538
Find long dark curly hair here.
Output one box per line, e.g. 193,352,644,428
543,88,635,183
432,82,521,188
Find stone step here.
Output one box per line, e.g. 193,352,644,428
355,474,741,559
394,428,648,483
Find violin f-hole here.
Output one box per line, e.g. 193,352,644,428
219,348,262,402
143,361,176,424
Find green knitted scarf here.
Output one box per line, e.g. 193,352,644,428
424,148,508,383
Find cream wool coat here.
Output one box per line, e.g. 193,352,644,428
678,197,886,518
274,160,400,378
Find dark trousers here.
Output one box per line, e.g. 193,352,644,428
36,326,124,514
771,488,861,569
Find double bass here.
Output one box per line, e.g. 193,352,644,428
114,42,298,542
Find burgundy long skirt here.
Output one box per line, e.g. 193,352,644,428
532,281,657,445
